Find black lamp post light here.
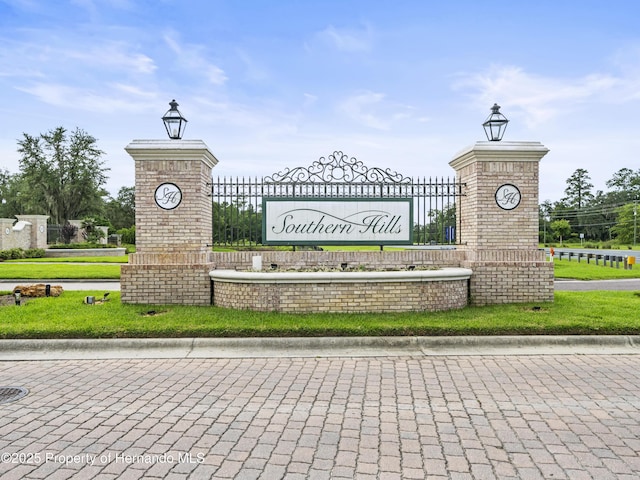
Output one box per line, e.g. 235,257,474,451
162,99,188,139
482,103,509,141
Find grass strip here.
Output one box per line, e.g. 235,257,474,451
4,256,127,263
1,290,639,339
552,258,640,280
0,264,120,279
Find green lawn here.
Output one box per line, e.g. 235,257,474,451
0,263,121,279
1,290,639,339
5,256,127,263
552,258,640,280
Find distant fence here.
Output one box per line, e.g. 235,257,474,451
47,225,63,244
553,250,636,269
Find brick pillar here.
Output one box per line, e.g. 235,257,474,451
121,139,219,305
0,219,15,250
449,141,554,305
16,215,49,249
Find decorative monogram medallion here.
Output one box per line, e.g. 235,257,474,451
154,183,182,210
495,184,521,210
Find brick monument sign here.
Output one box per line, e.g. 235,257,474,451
120,133,552,308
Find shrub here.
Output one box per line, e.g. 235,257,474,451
9,248,24,259
117,226,135,245
49,242,115,249
24,248,45,258
81,217,106,244
0,248,44,260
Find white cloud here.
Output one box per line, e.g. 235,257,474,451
338,91,423,131
16,82,157,113
315,24,373,53
163,31,227,86
69,43,157,74
339,91,389,129
302,93,318,108
454,65,624,127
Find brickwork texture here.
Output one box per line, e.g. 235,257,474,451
213,278,468,313
122,139,554,309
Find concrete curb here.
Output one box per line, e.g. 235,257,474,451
0,335,638,360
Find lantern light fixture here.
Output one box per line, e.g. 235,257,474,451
162,99,188,139
13,289,21,306
482,103,509,141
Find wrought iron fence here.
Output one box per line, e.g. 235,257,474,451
47,224,63,245
211,151,465,247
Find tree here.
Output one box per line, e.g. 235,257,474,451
551,219,571,245
80,217,106,244
104,186,135,230
539,200,553,243
610,203,638,245
606,168,640,202
562,168,594,210
17,126,109,224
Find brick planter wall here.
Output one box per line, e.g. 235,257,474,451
211,268,471,313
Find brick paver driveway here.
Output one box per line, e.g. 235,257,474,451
0,355,638,479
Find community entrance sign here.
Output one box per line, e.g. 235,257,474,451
212,151,463,247
122,140,553,308
262,198,413,245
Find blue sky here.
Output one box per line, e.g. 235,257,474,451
1,0,640,202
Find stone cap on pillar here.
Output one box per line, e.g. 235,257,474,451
125,139,219,169
449,141,549,170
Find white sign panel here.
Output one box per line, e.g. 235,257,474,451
263,198,413,245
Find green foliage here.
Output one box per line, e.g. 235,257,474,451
117,225,136,245
80,217,106,243
16,126,109,224
413,206,456,244
0,248,45,260
543,167,640,244
550,219,571,243
49,242,116,249
610,203,637,244
562,168,594,210
24,248,45,258
213,200,262,246
104,186,135,230
0,248,23,260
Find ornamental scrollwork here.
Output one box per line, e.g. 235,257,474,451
264,151,412,184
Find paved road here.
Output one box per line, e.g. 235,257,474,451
0,354,638,479
554,278,640,291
